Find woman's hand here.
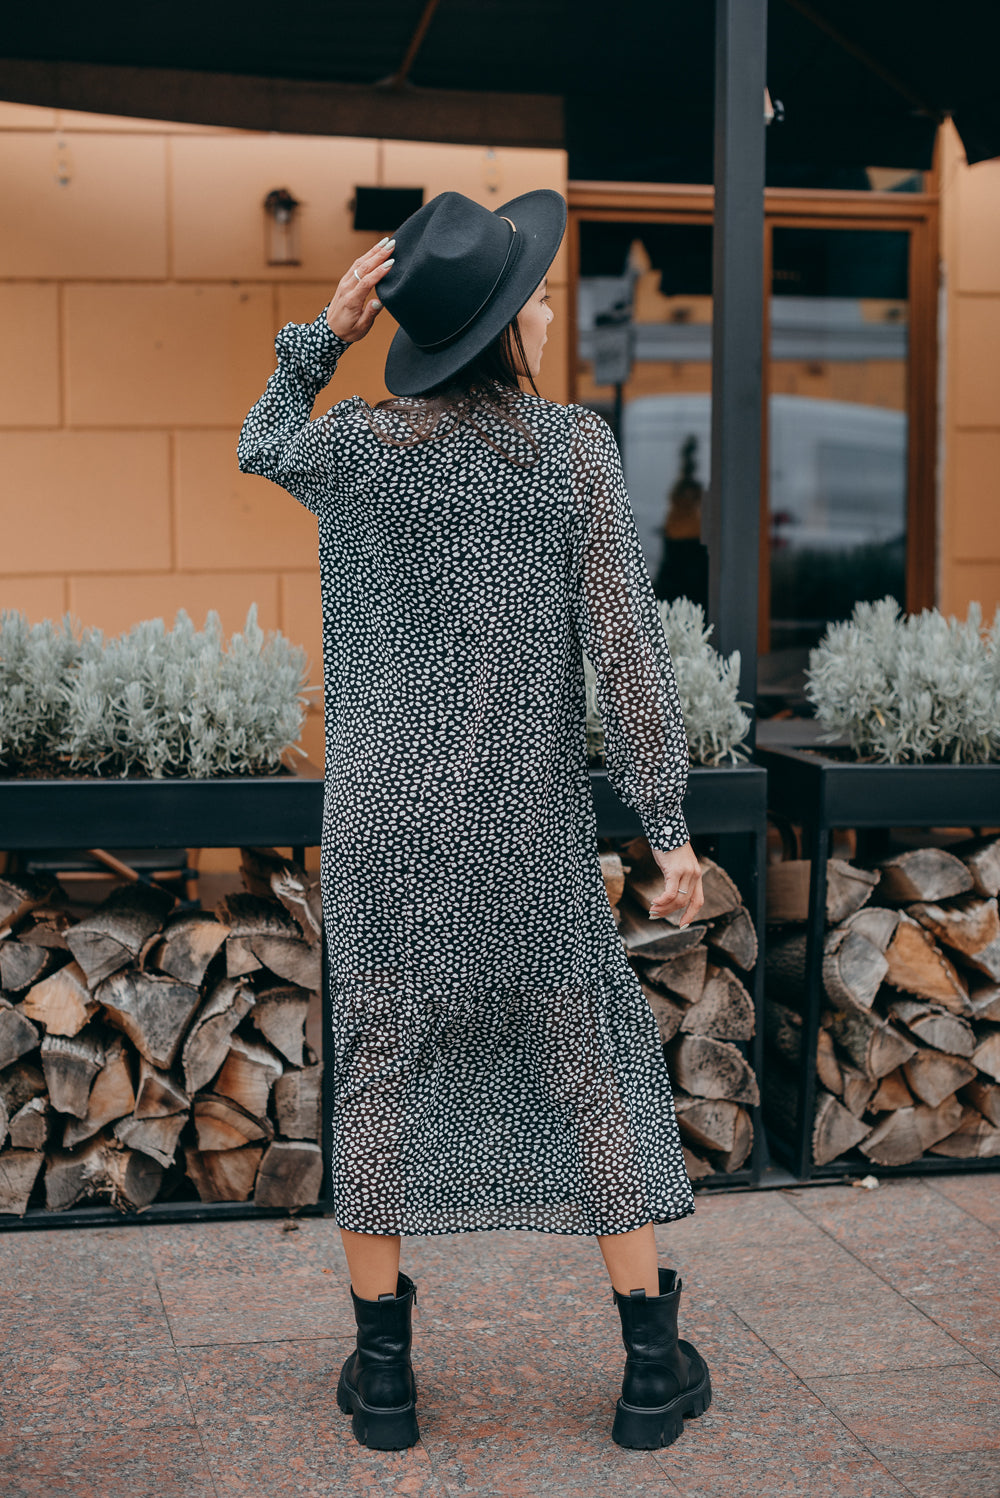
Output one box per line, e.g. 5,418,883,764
326,237,396,344
647,842,704,929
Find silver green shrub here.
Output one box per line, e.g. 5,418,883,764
0,612,81,769
0,605,310,777
805,597,1000,764
584,597,752,768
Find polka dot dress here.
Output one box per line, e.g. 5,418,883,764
239,308,696,1236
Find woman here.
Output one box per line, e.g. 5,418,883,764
238,188,712,1455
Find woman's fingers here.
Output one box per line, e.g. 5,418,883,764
327,239,395,341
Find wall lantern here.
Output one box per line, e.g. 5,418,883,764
264,188,301,266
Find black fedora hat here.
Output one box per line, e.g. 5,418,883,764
377,188,567,397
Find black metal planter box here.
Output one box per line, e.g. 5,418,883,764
755,742,1000,1183
0,761,767,1228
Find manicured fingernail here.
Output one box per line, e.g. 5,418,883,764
372,299,381,310
384,258,394,266
376,236,390,247
385,239,396,249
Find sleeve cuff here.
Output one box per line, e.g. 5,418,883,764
640,807,691,853
274,308,349,388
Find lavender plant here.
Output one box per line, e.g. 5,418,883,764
805,597,1000,764
584,597,752,768
0,612,80,770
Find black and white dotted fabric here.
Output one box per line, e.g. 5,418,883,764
239,308,695,1236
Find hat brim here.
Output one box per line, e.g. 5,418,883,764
382,189,567,398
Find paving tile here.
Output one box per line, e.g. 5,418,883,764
658,1455,911,1498
805,1364,1000,1458
157,1271,356,1346
0,1425,215,1498
148,1215,347,1280
178,1336,349,1421
196,1415,446,1496
926,1174,1000,1235
0,1284,173,1352
0,1344,191,1436
907,1289,1000,1374
879,1447,1000,1498
0,1223,156,1292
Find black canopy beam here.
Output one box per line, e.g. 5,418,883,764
706,0,767,742
782,0,944,123
0,58,564,149
380,0,444,91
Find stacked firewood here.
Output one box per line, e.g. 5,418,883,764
0,848,324,1217
765,836,1000,1167
602,837,759,1178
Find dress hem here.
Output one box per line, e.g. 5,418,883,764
331,1201,697,1237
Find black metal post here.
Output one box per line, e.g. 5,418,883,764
707,0,767,747
795,818,831,1180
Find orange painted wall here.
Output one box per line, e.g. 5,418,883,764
0,102,570,801
938,121,1000,620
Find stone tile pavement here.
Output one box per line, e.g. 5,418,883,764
1,1173,998,1497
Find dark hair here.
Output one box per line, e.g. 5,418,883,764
362,315,542,465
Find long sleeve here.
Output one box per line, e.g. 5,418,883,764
237,306,353,515
569,407,691,852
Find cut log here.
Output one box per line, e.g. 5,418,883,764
65,883,175,987
928,1105,1000,1158
134,1056,190,1118
215,1036,283,1118
640,982,685,1043
666,1035,760,1106
954,834,1000,898
0,1148,44,1216
616,901,708,960
764,929,808,1011
8,1096,49,1150
273,1065,322,1142
217,892,300,940
971,1027,1000,1084
860,1096,965,1165
270,870,322,944
114,1111,188,1168
763,1068,870,1165
600,853,626,910
20,911,71,950
184,1143,264,1202
877,848,973,905
0,872,59,933
61,1036,135,1148
681,1145,714,1180
249,983,311,1067
44,1132,163,1212
225,937,262,978
21,961,98,1037
0,1059,46,1118
0,941,51,992
681,966,754,1040
885,998,976,1058
0,1095,7,1151
705,904,758,972
713,1107,753,1172
908,896,1000,982
903,1047,977,1108
193,1093,273,1152
240,845,303,899
674,1094,742,1152
0,997,41,1070
181,976,255,1094
841,906,900,953
840,1063,879,1116
763,1000,842,1094
40,1028,105,1118
884,913,971,1013
148,911,228,986
248,935,321,991
817,1028,844,1096
639,946,708,1003
766,858,878,925
869,1067,915,1112
98,969,200,1071
962,1076,1000,1127
970,981,1000,1023
254,1139,323,1209
826,1005,917,1081
823,926,888,1011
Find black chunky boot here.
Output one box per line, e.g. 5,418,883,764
336,1270,419,1450
611,1267,712,1449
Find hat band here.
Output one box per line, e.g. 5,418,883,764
414,219,520,352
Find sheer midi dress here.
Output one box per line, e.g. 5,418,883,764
238,307,696,1237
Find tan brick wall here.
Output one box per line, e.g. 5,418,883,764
0,101,569,807
939,121,1000,619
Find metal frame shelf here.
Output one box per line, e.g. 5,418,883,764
756,742,1000,1183
1,760,768,1228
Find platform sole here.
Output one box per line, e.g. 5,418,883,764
611,1368,712,1450
336,1370,420,1450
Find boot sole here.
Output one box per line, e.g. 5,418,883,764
336,1369,420,1451
611,1367,712,1450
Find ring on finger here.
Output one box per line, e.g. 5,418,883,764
353,268,362,282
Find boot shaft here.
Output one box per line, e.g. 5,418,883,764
613,1267,693,1408
349,1271,417,1408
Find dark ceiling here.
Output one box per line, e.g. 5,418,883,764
2,1,998,179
